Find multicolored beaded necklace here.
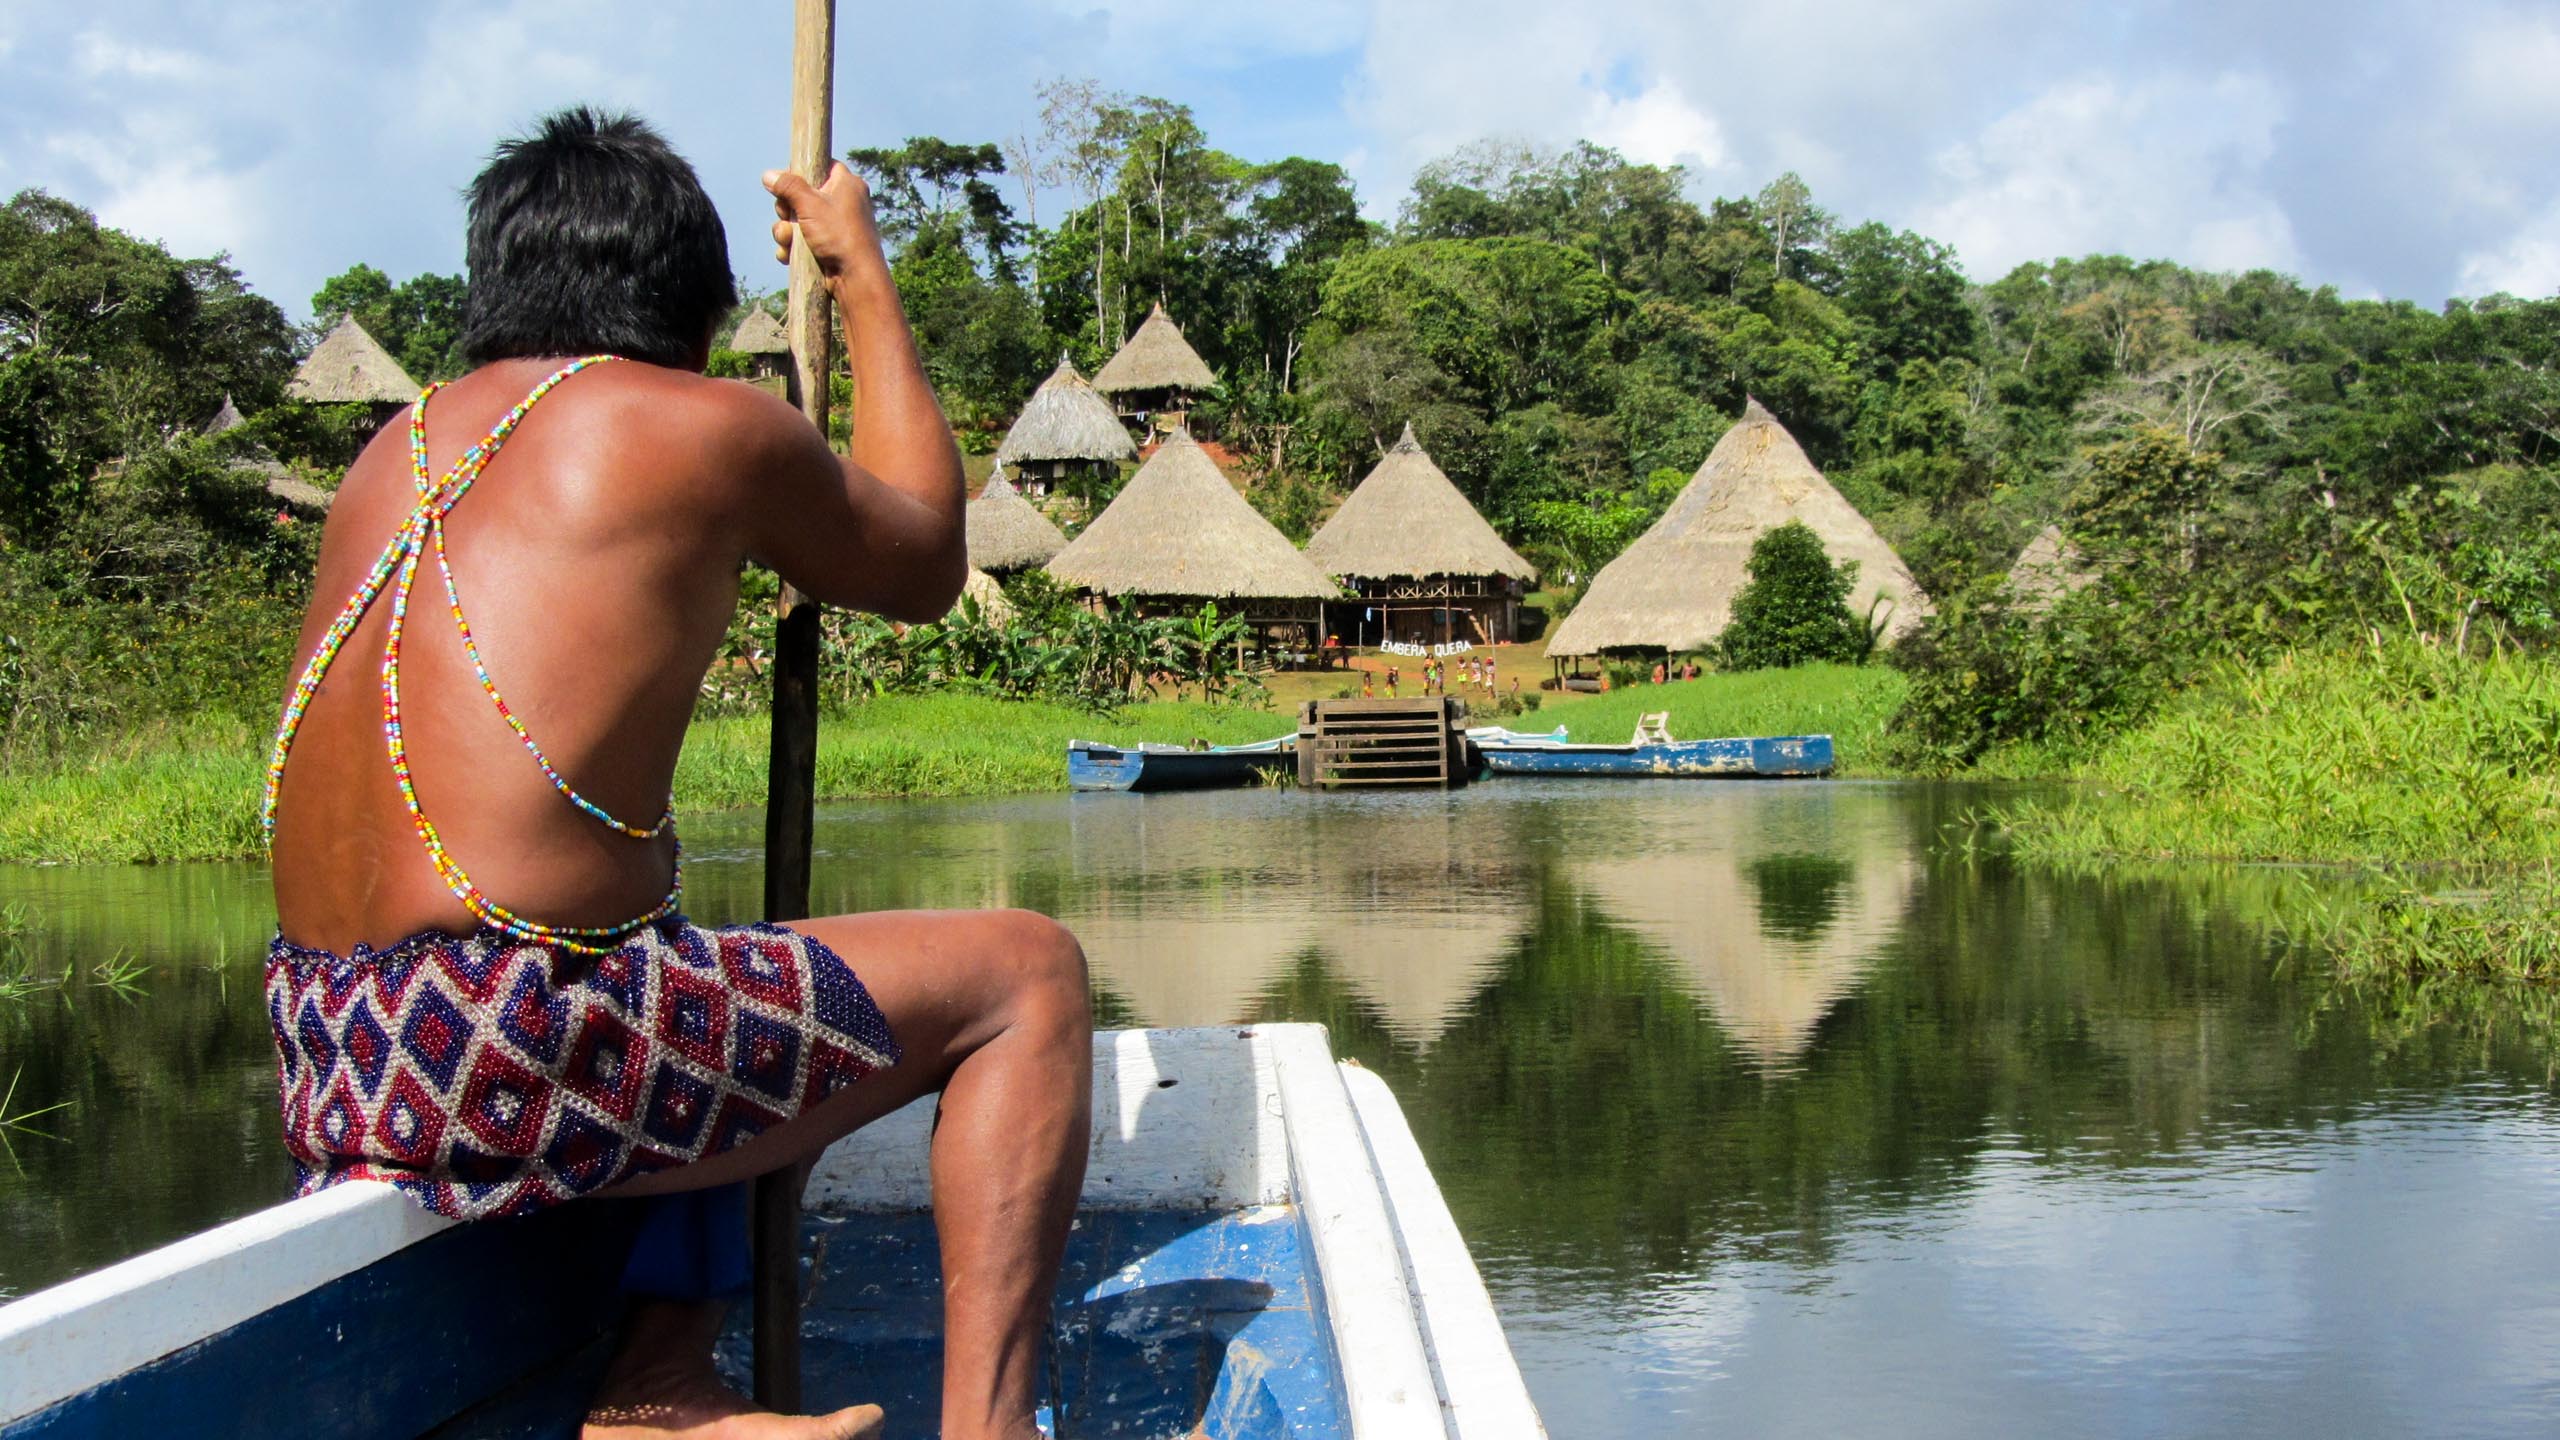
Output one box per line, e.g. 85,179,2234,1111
260,355,682,955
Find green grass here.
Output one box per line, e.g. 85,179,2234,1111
1985,643,2560,990
1535,662,1910,775
1994,644,2560,866
0,694,1293,864
673,691,1289,810
0,720,265,865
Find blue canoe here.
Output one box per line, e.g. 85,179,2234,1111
0,1025,1545,1440
1476,732,1834,778
1068,738,1294,793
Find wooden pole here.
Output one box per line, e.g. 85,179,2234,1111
755,0,834,1413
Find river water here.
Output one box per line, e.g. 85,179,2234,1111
4,780,2557,1437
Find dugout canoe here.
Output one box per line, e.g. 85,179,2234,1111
0,1025,1544,1440
1475,732,1834,778
1067,738,1293,793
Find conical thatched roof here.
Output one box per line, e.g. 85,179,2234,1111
997,358,1137,465
1046,431,1337,601
1091,303,1217,396
1546,399,1932,656
952,567,1014,624
966,470,1069,572
728,307,789,355
287,317,418,404
263,472,335,512
1305,422,1535,583
207,395,249,434
2006,524,2096,610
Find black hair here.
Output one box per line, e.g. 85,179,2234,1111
458,107,736,369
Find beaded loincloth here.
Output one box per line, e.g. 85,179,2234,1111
265,918,899,1220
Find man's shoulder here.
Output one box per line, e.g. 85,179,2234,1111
592,363,805,437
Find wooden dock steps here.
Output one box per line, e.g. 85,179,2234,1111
1296,697,1469,789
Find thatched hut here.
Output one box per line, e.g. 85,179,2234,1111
725,307,791,392
1546,399,1931,664
1090,303,1217,429
1046,430,1336,646
2006,524,2096,611
1305,422,1537,646
952,567,1015,624
965,468,1069,574
287,317,417,417
995,357,1135,500
206,395,330,515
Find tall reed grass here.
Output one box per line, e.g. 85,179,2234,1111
0,720,265,864
1995,643,2560,866
1991,643,2560,987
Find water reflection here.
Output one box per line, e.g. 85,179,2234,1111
3,781,2556,1438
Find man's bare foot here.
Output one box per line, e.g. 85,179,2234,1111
581,1367,883,1440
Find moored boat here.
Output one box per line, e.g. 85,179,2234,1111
0,1025,1545,1439
1476,730,1834,778
1067,738,1293,792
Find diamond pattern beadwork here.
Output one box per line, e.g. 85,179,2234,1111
267,920,900,1220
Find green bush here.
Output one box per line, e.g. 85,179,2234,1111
1885,569,2189,769
1718,522,1869,670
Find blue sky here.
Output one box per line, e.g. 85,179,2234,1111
4,1,2557,319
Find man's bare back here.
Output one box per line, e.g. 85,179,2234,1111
261,111,1082,1440
271,174,962,954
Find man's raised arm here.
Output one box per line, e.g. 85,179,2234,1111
740,161,965,622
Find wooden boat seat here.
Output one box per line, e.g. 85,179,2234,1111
1631,712,1673,745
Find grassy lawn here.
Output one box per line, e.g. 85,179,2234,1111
0,694,1293,865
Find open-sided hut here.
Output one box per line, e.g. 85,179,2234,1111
206,395,330,515
1546,399,1930,665
1090,303,1218,429
1045,430,1336,646
2005,524,2096,611
1305,422,1536,646
725,307,791,391
995,357,1136,500
286,317,417,419
965,468,1069,574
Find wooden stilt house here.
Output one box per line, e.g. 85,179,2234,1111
995,357,1136,502
726,307,793,395
1304,422,1537,647
1091,303,1218,436
1045,431,1337,651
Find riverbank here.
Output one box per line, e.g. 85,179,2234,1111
0,694,1290,865
0,665,1916,865
1986,643,2560,985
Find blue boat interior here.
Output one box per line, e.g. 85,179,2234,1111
5,1199,1343,1440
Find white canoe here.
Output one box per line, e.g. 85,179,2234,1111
0,1025,1546,1439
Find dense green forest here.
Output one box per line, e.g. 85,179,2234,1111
5,83,2558,772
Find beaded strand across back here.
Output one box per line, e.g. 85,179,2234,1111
261,356,683,954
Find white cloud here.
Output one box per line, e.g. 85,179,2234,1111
71,30,199,80
2454,8,2560,129
44,122,270,266
1047,0,1366,63
2456,200,2560,299
1913,71,2304,279
1583,82,1726,173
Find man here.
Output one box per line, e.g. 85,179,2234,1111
262,109,1087,1440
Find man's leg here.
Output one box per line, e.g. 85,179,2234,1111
588,908,1093,1440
